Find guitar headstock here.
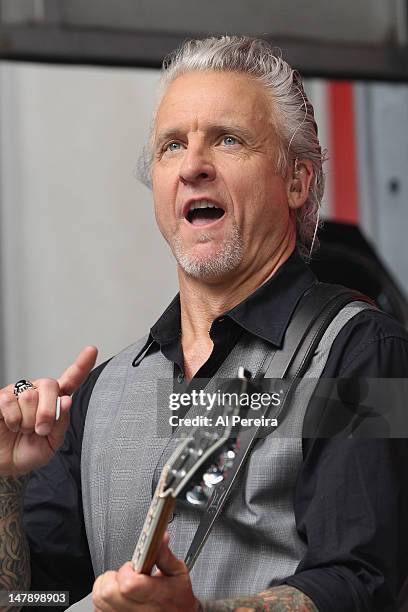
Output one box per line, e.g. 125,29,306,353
161,366,256,506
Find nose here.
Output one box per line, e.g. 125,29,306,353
179,145,216,185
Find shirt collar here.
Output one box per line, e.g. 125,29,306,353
227,250,317,347
148,249,316,351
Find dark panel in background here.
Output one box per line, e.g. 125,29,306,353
39,0,400,43
310,222,408,329
0,0,408,80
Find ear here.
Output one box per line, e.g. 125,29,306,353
286,159,314,210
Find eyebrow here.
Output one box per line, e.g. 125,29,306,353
153,123,255,149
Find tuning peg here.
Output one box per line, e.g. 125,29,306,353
188,446,203,457
218,448,236,471
186,485,209,507
203,468,224,487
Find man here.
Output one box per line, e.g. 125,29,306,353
1,36,408,612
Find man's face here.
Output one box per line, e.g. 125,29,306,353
151,70,294,281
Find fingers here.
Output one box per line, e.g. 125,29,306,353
116,561,197,609
0,384,43,434
116,533,187,604
17,387,41,434
0,345,98,435
0,384,23,432
155,532,188,577
19,379,72,451
117,564,153,602
0,380,69,437
93,571,139,612
95,549,198,612
58,346,98,396
32,378,61,435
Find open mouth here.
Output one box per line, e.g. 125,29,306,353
185,200,225,226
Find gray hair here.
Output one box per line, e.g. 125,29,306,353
140,35,326,259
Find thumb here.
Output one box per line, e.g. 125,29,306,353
155,532,187,577
57,345,98,396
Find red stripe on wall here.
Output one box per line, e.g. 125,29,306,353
328,81,359,223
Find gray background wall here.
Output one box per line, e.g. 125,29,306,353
0,62,178,384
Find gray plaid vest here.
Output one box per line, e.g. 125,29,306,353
80,301,369,601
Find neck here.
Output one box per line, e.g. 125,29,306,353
178,239,295,345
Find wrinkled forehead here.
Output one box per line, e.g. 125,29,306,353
153,70,278,138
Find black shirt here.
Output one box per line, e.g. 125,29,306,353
23,250,408,611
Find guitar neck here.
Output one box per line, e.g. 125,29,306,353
131,466,176,574
131,371,252,575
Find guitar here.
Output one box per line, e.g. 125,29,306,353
66,367,259,610
131,366,255,575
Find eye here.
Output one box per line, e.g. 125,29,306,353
222,135,239,146
165,141,183,152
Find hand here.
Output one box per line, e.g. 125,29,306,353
0,345,98,477
92,533,201,612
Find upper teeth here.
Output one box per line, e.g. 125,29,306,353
188,200,220,212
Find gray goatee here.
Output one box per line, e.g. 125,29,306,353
173,222,244,279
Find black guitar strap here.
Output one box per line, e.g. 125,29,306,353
184,282,374,570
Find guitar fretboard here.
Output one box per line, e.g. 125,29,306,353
131,465,173,572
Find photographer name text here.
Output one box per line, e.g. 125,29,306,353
169,414,278,428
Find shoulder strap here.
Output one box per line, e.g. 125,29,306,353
184,283,375,571
263,282,374,379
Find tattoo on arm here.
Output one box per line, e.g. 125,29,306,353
200,585,319,612
0,476,31,608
